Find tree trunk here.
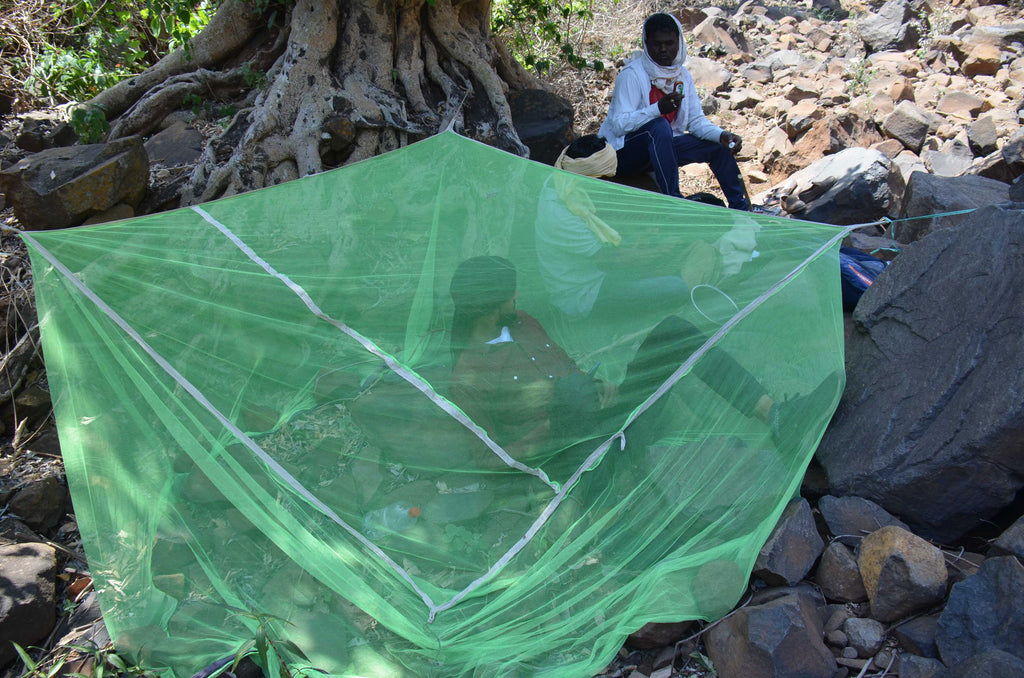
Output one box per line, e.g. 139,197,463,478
92,0,539,203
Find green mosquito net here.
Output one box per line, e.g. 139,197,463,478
24,132,846,678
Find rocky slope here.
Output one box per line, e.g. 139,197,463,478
0,0,1022,677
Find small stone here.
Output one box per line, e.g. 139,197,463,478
843,617,886,657
787,100,823,138
842,646,859,659
8,476,66,533
827,629,848,646
81,203,136,226
626,621,696,649
753,498,825,586
967,116,998,156
818,495,909,546
0,543,58,666
991,514,1024,560
893,614,940,658
887,79,915,102
937,91,985,118
873,649,896,670
962,44,1002,78
882,101,931,153
706,591,836,678
825,605,855,634
898,654,944,678
817,541,868,602
858,526,947,622
871,139,906,159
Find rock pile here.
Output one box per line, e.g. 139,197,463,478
0,0,1022,676
595,492,1024,678
681,0,1024,221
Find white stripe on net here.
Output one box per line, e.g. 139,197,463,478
192,205,558,491
21,230,440,615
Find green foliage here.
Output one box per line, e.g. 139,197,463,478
491,0,604,72
183,92,238,119
0,0,211,108
812,6,838,22
241,62,268,90
845,58,872,96
70,103,110,143
228,608,315,678
12,641,149,678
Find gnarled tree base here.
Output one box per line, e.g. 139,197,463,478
91,0,539,203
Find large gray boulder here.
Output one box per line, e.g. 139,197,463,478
897,172,1011,243
816,205,1024,542
857,0,920,52
936,556,1024,665
0,136,149,230
785,148,904,225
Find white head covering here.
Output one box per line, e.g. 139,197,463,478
639,13,688,95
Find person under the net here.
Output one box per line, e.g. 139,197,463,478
447,257,828,459
598,12,749,210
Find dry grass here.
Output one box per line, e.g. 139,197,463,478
0,0,65,112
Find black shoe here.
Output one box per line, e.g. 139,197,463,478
769,371,844,452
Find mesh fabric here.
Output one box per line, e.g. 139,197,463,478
24,132,846,678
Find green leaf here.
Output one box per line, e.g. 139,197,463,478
45,656,68,678
12,643,38,672
232,639,256,671
277,640,310,662
256,626,269,669
105,653,128,671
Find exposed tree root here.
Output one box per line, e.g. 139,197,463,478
96,0,539,203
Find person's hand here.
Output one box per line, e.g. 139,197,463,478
719,131,742,154
658,91,682,114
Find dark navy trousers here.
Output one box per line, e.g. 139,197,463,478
615,117,749,210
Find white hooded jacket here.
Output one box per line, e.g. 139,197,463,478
598,16,724,150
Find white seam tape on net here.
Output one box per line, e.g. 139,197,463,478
191,206,558,491
429,429,624,620
620,223,858,432
20,231,441,616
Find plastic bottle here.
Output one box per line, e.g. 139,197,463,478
362,503,421,539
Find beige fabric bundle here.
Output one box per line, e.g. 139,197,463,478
553,142,618,178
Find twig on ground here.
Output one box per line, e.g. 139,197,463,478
671,591,753,664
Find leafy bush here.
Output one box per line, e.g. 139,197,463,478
70,103,110,143
0,0,211,110
491,0,605,72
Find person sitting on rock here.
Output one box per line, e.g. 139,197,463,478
598,12,749,210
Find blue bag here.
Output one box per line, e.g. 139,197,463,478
840,246,888,310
